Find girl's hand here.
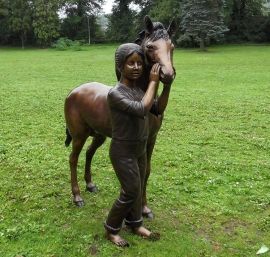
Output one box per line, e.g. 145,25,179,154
149,63,160,83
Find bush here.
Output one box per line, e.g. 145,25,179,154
51,38,68,50
72,40,85,51
51,38,85,50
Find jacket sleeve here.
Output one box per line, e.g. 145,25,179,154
107,88,146,119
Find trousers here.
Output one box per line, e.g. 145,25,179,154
104,138,147,234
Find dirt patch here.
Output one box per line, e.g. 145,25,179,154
88,246,99,255
147,232,161,241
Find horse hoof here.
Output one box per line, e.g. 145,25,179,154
142,211,154,219
74,200,85,207
86,186,98,193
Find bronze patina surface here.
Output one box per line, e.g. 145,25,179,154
64,15,177,218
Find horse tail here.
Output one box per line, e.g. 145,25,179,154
65,127,72,147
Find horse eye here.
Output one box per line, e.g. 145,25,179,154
146,45,154,50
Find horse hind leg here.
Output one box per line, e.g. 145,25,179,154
65,127,73,147
69,136,87,207
84,133,107,193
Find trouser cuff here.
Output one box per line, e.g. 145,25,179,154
104,221,121,234
124,217,143,227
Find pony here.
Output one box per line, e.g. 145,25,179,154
64,15,176,218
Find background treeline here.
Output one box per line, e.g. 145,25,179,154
0,0,270,49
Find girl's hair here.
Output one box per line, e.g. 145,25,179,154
115,43,144,71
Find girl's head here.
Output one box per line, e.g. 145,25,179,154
115,43,144,72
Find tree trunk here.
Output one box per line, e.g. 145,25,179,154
20,31,25,50
200,30,205,51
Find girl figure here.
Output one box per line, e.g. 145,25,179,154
104,43,161,247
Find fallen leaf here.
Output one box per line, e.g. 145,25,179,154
257,244,269,255
214,244,221,250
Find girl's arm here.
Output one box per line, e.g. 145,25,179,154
142,63,160,114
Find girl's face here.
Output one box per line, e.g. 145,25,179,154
121,52,143,81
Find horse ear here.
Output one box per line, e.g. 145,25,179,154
167,17,177,37
135,29,145,45
138,29,145,37
135,38,143,45
144,15,153,37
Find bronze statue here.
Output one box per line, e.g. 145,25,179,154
64,15,176,218
104,43,161,246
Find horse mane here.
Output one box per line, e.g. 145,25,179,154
136,21,170,45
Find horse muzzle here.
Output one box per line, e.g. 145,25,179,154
159,66,176,84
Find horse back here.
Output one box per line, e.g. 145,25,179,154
65,82,113,138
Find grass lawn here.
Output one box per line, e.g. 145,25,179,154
0,44,270,257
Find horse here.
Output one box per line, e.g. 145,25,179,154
64,15,176,218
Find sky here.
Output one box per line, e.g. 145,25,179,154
102,1,139,14
102,1,113,14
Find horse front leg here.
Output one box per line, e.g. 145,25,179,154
70,137,87,206
84,134,107,193
142,141,156,219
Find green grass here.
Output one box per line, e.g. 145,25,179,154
0,44,270,256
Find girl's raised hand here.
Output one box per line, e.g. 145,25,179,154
149,63,161,83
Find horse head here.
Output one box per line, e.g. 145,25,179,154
135,15,177,85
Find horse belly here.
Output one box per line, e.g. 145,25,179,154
81,98,112,138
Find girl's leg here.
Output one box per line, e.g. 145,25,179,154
104,140,143,245
127,150,151,238
124,150,146,226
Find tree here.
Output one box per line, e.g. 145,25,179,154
134,0,152,16
105,0,137,43
148,0,180,26
0,0,8,16
145,0,180,40
133,0,153,29
60,0,104,42
225,0,265,42
9,0,33,49
33,0,60,46
179,0,229,51
0,0,9,45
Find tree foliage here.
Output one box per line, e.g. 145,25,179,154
0,0,8,17
133,0,153,29
0,0,269,47
147,0,181,40
60,0,104,42
179,0,229,51
148,0,180,26
106,0,137,43
9,0,33,49
33,0,60,46
225,0,267,42
0,0,9,44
